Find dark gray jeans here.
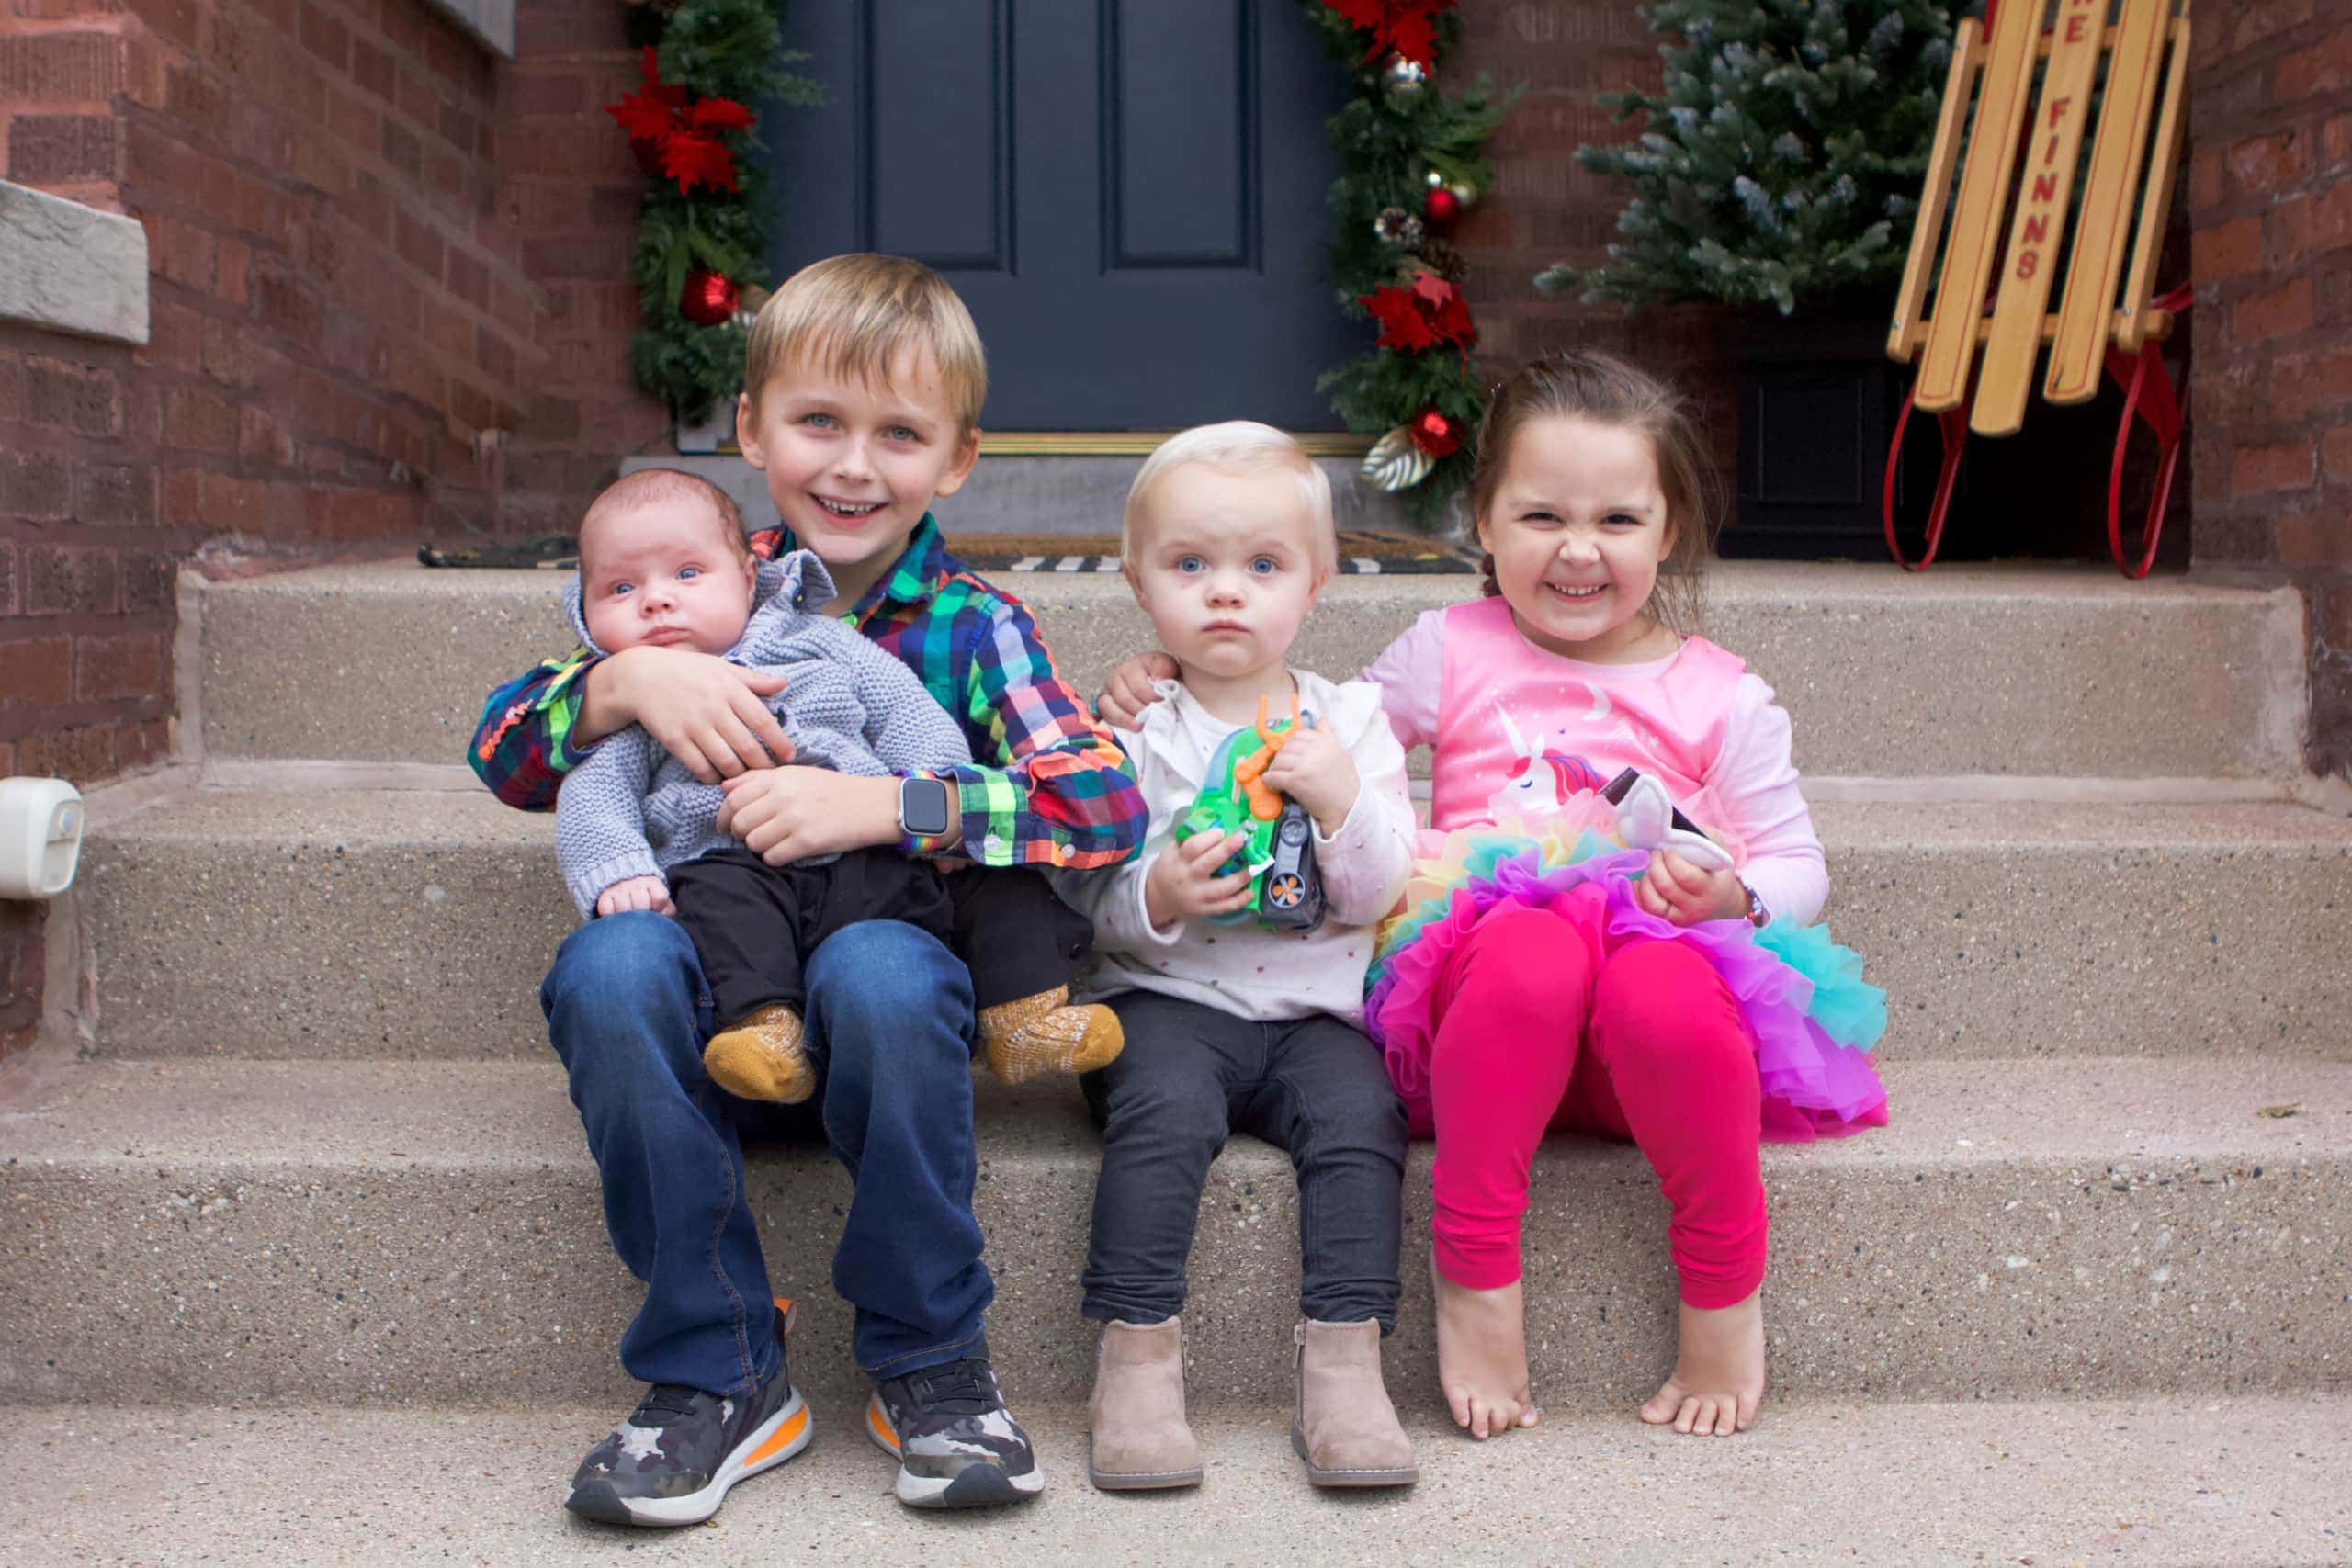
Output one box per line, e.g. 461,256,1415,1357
1080,990,1408,1332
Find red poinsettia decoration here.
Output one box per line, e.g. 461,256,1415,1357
1322,0,1456,67
1358,272,1476,355
605,47,756,196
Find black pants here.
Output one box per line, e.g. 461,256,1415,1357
1080,991,1408,1332
670,848,1095,1026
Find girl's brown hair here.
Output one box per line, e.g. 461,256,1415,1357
1468,350,1721,637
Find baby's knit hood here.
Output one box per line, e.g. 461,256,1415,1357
565,548,838,658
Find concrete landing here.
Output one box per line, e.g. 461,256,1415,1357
9,1397,2348,1566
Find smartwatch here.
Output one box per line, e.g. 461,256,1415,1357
897,775,954,839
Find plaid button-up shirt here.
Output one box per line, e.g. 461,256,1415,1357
468,515,1146,868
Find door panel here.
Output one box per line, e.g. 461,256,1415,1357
763,0,1358,430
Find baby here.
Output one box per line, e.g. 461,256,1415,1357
554,468,1118,1099
1061,423,1419,1491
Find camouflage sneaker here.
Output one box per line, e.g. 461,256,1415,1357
865,1357,1045,1509
564,1299,813,1528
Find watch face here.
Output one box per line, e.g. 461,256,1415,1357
900,778,952,837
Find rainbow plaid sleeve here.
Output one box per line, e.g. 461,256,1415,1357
916,592,1145,869
466,649,601,812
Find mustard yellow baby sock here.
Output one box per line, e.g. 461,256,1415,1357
702,1004,814,1104
978,985,1125,1085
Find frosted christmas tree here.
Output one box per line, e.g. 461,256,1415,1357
1541,0,1957,315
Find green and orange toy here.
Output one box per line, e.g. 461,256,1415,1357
1171,694,1328,931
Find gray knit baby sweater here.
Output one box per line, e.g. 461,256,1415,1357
552,549,973,917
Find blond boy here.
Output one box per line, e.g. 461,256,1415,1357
469,254,1146,1521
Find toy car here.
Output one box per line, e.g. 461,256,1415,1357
1170,694,1328,932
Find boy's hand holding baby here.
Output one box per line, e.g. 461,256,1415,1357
714,763,922,864
578,642,798,782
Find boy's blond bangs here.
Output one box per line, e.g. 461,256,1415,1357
743,254,988,432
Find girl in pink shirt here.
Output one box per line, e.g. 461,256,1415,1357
1359,352,1885,1442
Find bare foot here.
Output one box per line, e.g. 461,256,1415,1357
1431,1252,1539,1439
1639,1289,1765,1437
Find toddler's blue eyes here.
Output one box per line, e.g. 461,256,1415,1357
1250,557,1277,575
610,582,634,597
678,566,700,581
1177,556,1204,573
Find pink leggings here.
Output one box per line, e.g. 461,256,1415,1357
1424,903,1768,1309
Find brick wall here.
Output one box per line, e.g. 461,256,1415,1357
1450,1,1743,480
1,0,654,1059
496,0,665,535
2187,6,2351,775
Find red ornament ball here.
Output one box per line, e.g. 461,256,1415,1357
680,266,740,327
1424,185,1462,228
1409,407,1461,458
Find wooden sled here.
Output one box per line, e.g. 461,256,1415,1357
1884,0,2192,576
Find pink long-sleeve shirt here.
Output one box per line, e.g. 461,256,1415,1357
1363,598,1829,927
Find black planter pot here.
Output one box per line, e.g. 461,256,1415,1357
1724,306,2192,568
1723,308,1914,561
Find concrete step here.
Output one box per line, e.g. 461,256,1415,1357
2,1055,2344,1413
68,786,2352,1062
12,1396,2349,1567
190,560,2307,782
623,450,1418,536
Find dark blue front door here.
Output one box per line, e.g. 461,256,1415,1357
765,1,1359,430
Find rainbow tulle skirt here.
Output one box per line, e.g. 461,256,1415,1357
1364,822,1889,1142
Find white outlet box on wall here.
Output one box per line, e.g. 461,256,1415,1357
0,778,85,900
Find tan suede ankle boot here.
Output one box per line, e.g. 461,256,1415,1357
1086,1318,1202,1491
1292,1318,1418,1488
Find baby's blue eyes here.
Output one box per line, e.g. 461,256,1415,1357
678,566,700,581
610,582,634,597
1174,555,1281,575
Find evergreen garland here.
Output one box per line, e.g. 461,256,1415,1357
1538,0,1953,316
1303,2,1514,528
613,0,820,420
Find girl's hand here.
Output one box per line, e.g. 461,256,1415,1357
1143,829,1254,930
580,646,797,782
1634,849,1750,927
1096,651,1180,730
1260,718,1359,834
717,768,903,863
595,874,674,918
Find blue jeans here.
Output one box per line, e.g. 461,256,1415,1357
541,910,992,1395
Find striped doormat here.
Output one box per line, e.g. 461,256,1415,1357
949,532,1478,575
419,530,1478,574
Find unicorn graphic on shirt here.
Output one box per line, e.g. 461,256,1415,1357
1487,707,1609,824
